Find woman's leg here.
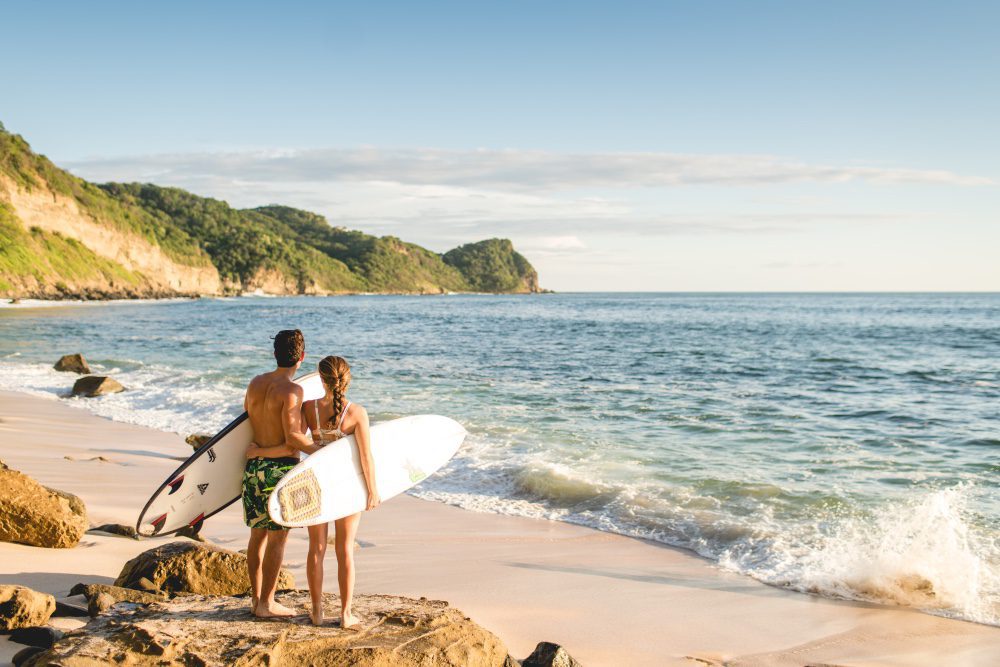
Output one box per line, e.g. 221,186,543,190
334,513,362,627
306,522,329,625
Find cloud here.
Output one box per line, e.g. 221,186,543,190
67,147,992,191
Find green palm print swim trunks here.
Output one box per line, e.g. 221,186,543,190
242,457,299,530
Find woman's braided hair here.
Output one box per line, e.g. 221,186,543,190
318,356,351,427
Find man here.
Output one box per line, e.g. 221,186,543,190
242,329,318,618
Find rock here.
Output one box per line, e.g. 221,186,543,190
9,626,64,648
88,523,138,539
27,592,512,666
0,586,55,631
53,354,91,374
69,583,167,612
114,541,294,596
522,642,584,667
185,433,212,449
136,578,161,593
0,462,88,548
87,593,116,617
70,376,124,397
11,646,45,667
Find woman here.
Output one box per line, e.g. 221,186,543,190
247,355,380,628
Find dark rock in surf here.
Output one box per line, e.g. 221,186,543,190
114,541,294,596
71,376,124,397
185,433,212,449
9,626,63,648
0,461,88,548
53,354,91,374
522,642,584,667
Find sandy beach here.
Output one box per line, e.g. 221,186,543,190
1,389,998,666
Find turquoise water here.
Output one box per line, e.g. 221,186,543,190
1,293,997,624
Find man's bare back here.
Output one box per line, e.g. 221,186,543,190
245,370,304,451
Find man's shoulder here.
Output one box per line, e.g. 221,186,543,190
276,376,304,398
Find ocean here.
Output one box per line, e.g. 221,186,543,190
1,292,997,625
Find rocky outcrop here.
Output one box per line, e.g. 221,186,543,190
114,541,294,595
522,642,584,667
71,375,124,397
53,354,91,374
0,586,55,631
25,592,515,666
1,174,222,297
0,461,88,548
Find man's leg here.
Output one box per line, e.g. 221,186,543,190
247,527,268,613
255,527,295,617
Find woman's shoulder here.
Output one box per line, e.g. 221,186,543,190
345,401,367,419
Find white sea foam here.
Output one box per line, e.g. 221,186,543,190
0,360,242,436
717,486,1000,626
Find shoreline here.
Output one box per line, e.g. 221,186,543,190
1,290,546,305
1,389,999,665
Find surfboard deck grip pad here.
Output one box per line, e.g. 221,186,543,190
277,469,322,523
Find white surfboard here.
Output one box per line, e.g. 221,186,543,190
268,415,466,527
135,372,326,537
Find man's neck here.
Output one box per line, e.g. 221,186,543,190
273,366,297,379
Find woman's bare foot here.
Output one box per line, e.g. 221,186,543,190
250,597,259,615
339,612,361,630
309,606,324,626
255,600,296,618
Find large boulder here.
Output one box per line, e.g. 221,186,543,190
114,541,294,595
0,461,88,548
0,586,55,631
71,376,124,397
24,592,515,666
53,354,91,374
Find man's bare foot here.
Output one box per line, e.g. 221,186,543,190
255,601,296,618
309,607,324,626
339,612,361,630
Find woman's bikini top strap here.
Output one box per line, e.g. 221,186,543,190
337,401,352,431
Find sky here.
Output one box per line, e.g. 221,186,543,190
2,0,998,291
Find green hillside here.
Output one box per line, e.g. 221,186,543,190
0,123,541,298
444,239,539,293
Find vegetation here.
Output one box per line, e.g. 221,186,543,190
0,123,540,297
443,239,539,293
0,202,142,292
253,206,470,292
0,129,210,267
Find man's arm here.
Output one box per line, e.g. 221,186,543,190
282,386,322,455
246,390,321,459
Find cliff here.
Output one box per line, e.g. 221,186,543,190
0,124,541,298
